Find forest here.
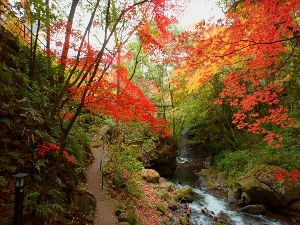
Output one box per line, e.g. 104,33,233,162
0,0,299,224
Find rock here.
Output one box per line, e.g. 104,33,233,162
201,208,215,218
144,137,177,177
119,223,130,225
175,186,194,203
227,189,240,204
238,164,300,207
180,213,189,225
141,169,160,183
195,168,212,177
214,211,231,225
157,203,168,214
159,177,174,191
240,192,251,205
239,204,266,215
168,202,178,211
160,191,173,202
118,208,137,224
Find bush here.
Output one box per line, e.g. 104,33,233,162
104,144,143,197
215,145,300,178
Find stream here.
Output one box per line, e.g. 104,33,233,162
172,130,289,225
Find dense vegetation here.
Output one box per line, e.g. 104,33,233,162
0,0,299,224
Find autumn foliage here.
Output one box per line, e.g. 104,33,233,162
37,142,75,164
175,0,300,147
71,66,169,134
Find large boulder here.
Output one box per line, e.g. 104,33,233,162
144,137,177,177
238,164,300,207
141,169,160,183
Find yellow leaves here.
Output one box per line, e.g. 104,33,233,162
188,62,220,92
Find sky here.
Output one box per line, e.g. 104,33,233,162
179,0,225,28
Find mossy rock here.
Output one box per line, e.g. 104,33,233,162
118,208,137,225
238,164,300,206
175,186,194,203
159,178,174,191
141,169,160,183
157,202,168,214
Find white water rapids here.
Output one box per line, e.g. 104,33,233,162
175,152,289,225
188,187,287,225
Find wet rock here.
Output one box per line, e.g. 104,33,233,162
238,164,300,207
201,207,215,218
227,189,240,204
175,186,194,203
239,204,266,215
213,211,231,225
141,169,160,183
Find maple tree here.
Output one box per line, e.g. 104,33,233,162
14,0,186,152
174,0,300,147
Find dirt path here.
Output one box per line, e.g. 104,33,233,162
86,126,118,225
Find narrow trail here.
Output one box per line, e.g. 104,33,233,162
86,126,118,225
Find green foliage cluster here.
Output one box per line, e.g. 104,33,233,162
104,144,143,197
0,38,93,224
215,144,300,178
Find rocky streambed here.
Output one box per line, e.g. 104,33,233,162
171,131,300,225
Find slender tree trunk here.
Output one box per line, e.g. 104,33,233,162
58,0,80,83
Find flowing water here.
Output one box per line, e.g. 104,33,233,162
173,130,289,225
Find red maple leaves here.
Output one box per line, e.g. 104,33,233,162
71,66,169,135
274,170,300,182
37,142,75,164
